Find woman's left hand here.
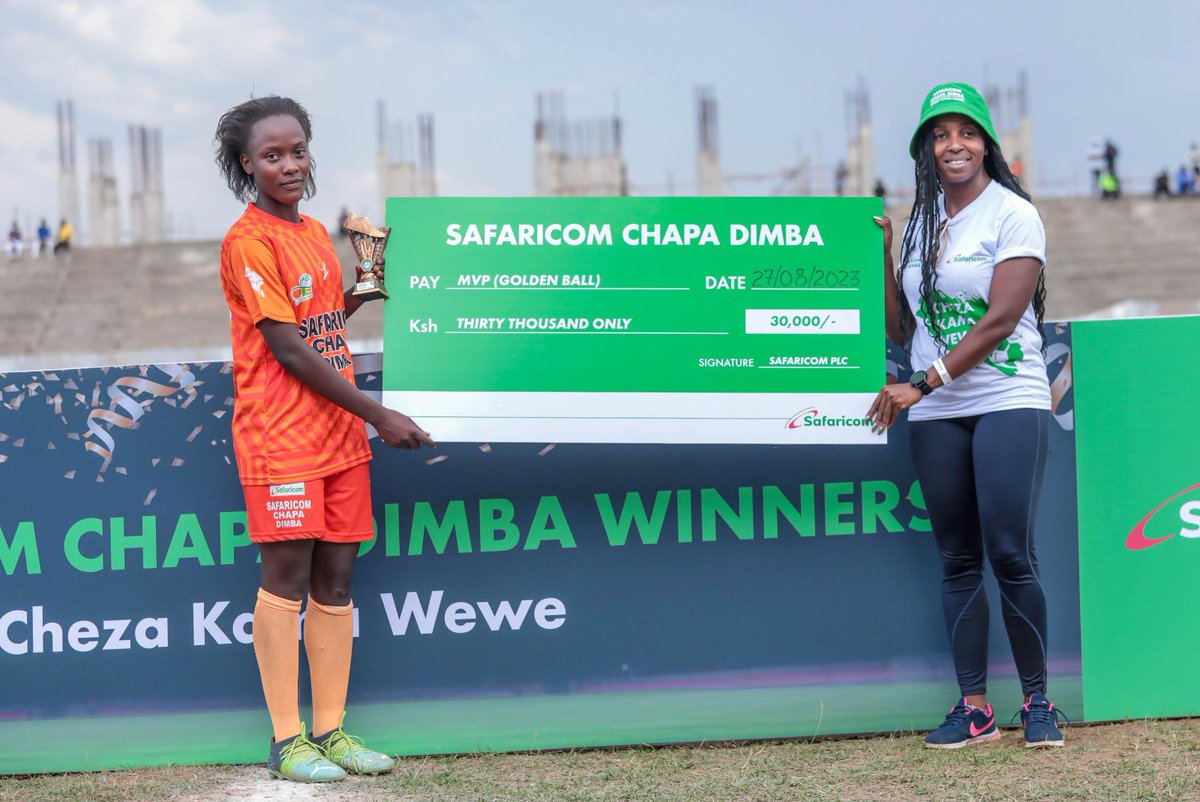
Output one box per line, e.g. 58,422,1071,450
867,383,924,433
873,214,893,257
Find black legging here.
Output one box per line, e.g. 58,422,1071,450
910,408,1049,696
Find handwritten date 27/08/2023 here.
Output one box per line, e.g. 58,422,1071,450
749,267,860,289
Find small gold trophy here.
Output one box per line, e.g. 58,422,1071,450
343,212,391,301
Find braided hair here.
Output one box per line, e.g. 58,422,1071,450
896,122,1046,349
214,96,316,203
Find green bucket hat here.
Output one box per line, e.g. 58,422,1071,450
909,82,999,158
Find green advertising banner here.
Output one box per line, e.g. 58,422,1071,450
382,197,884,444
1074,315,1200,719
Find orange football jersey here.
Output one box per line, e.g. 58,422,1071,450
219,203,370,484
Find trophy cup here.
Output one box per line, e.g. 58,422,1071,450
343,212,391,301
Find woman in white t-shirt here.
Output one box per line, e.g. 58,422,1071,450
868,82,1067,749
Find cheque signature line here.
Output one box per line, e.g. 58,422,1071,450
444,287,690,291
445,331,729,335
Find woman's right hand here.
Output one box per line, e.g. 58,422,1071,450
873,215,893,257
867,381,923,434
372,407,437,449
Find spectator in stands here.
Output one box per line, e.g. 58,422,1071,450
7,222,24,261
872,81,1065,750
1099,171,1120,199
873,178,887,200
1086,138,1105,195
1104,139,1119,177
834,162,849,196
36,218,50,256
1191,143,1200,186
337,206,350,239
1153,169,1171,199
53,218,72,255
1176,165,1192,196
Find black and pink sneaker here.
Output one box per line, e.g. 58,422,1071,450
923,697,1001,749
1016,692,1068,748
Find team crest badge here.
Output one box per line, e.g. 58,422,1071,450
290,273,313,305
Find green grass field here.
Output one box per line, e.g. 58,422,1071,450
3,717,1197,802
1,676,1082,774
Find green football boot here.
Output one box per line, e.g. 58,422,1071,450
266,727,347,783
312,715,396,775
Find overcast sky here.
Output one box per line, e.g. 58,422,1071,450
2,0,1197,242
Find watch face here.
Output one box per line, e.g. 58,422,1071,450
909,370,927,385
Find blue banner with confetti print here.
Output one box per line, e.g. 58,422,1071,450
0,334,1082,773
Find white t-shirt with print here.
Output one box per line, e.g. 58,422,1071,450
901,179,1050,421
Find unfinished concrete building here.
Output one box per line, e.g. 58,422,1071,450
377,102,436,221
985,71,1034,194
534,91,627,196
843,78,876,197
128,125,165,243
87,138,120,246
695,86,721,196
56,100,81,237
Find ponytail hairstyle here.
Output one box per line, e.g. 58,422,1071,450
896,123,1046,349
214,96,316,203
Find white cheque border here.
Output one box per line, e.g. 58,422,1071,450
382,391,884,445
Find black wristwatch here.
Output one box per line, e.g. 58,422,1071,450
909,370,934,396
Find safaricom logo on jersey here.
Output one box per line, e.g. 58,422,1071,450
1125,482,1200,550
786,407,871,430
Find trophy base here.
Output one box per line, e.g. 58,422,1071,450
353,281,389,301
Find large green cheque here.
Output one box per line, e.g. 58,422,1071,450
382,197,885,444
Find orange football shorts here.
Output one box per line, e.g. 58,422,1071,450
242,461,374,543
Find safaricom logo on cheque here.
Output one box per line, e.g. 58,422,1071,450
785,407,871,430
1126,482,1200,550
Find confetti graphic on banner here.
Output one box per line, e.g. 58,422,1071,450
83,364,199,470
1,362,237,491
1,353,507,499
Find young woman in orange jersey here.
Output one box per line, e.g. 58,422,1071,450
214,96,435,783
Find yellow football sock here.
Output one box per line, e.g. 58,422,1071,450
304,596,354,737
252,588,303,742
